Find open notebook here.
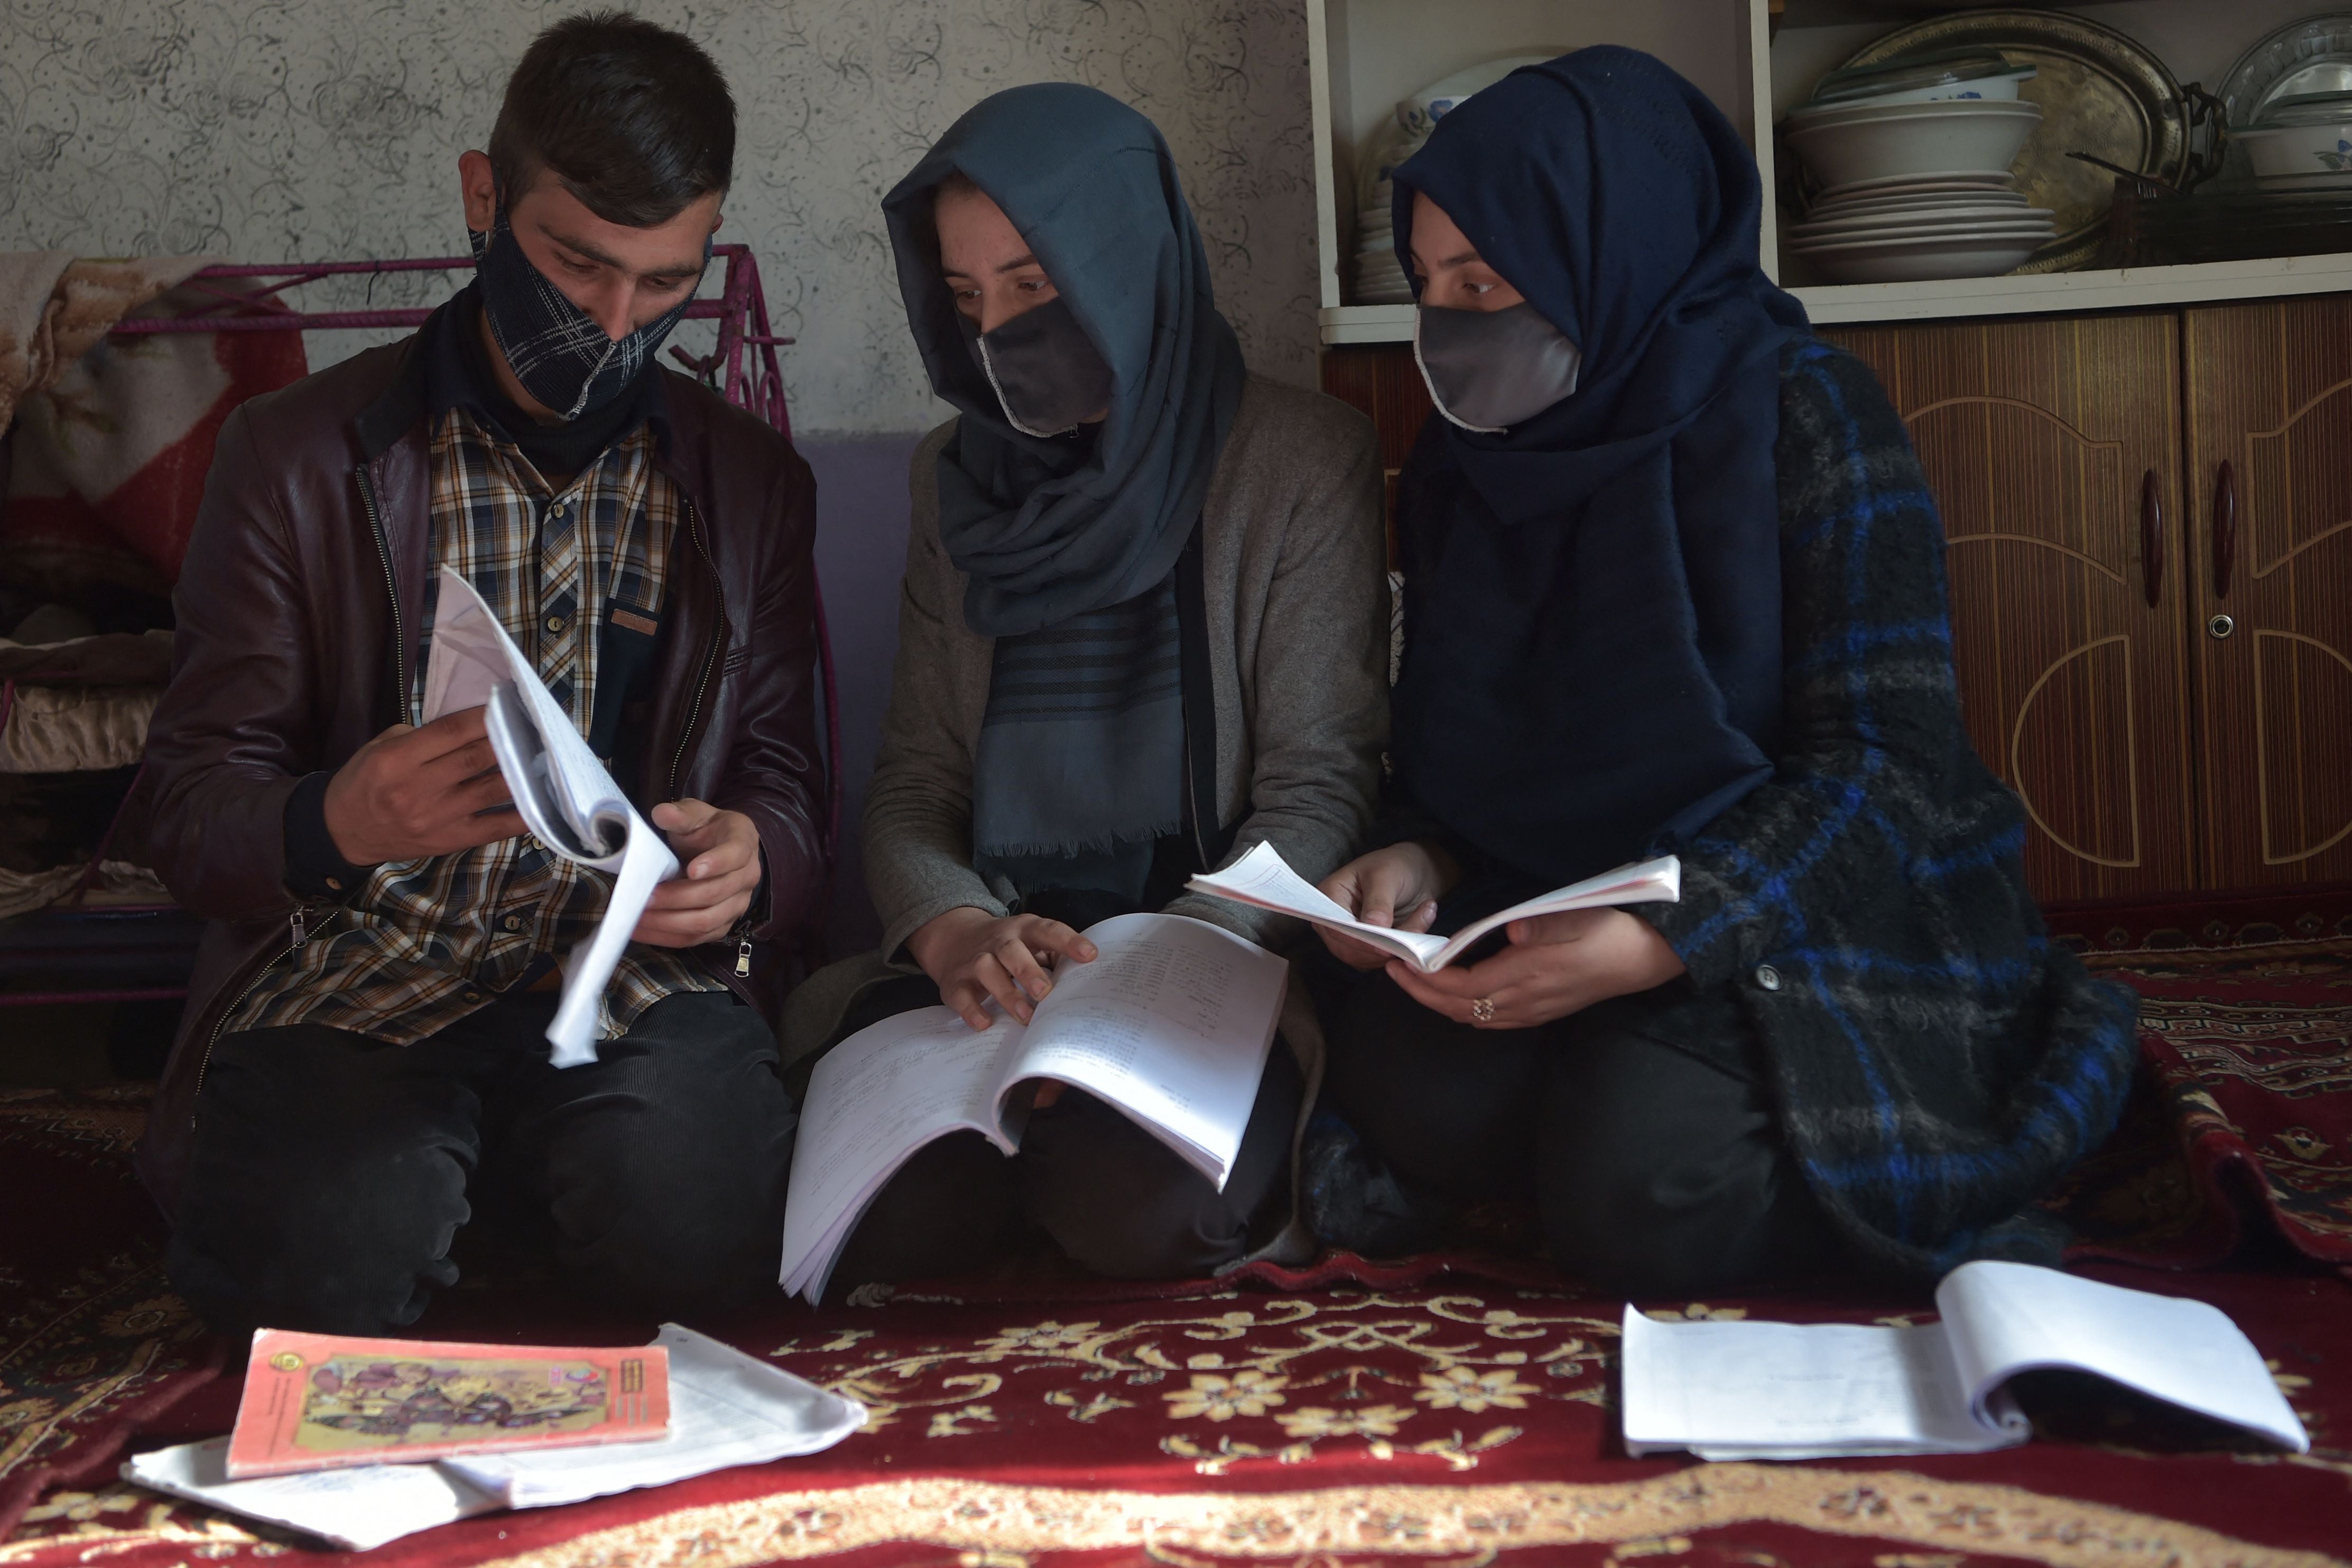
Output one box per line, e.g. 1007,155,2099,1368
779,911,1288,1303
1621,1260,2309,1460
125,1325,865,1552
420,564,678,1067
1185,840,1679,972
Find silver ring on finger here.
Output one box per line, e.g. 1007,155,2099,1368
1469,996,1496,1024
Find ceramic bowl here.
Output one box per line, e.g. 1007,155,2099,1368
1790,221,2054,250
1396,54,1562,138
1785,100,2042,190
1790,208,2054,241
1813,171,2015,201
2237,120,2352,181
1809,190,2030,219
1797,232,2042,284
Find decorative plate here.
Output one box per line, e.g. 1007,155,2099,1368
1832,11,2224,273
2218,15,2352,128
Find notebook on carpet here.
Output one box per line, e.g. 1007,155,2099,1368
1620,1259,2309,1460
779,910,1289,1303
128,1325,865,1551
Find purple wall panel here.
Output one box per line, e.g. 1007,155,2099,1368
802,431,924,957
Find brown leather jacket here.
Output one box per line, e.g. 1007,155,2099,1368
136,309,827,1214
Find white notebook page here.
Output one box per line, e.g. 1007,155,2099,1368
1936,1261,2308,1451
1619,1306,2014,1460
777,1006,1019,1300
1008,912,1287,1186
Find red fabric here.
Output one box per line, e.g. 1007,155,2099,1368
2068,940,2352,1276
0,1089,222,1539
2,327,308,584
9,928,2352,1563
7,1266,2348,1567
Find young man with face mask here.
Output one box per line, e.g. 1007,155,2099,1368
137,11,823,1333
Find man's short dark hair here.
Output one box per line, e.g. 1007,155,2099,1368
488,11,735,228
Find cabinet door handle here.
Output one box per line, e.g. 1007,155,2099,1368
2212,459,2237,599
2140,468,2163,607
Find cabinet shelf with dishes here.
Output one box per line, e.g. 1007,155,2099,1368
1308,0,2352,340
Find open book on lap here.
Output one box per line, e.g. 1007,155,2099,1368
420,564,679,1067
1184,840,1679,973
779,911,1289,1303
1621,1260,2310,1460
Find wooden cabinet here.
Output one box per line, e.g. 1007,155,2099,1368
1823,314,2199,904
2184,298,2352,889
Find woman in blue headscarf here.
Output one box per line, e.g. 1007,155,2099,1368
1309,48,2138,1293
785,83,1388,1289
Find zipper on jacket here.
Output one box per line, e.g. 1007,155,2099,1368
356,465,409,723
190,939,297,1108
666,498,729,800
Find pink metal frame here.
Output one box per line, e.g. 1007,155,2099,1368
6,244,838,1006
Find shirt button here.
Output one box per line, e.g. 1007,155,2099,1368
461,989,483,1005
502,914,523,933
325,876,343,892
545,614,567,634
1755,964,1782,992
549,502,567,518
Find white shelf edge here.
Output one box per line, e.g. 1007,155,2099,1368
1319,304,1416,345
1792,253,2352,323
1321,254,2352,342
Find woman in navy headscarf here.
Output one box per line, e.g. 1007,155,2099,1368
785,83,1391,1291
1310,48,2138,1293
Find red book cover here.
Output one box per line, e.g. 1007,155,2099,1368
225,1330,670,1479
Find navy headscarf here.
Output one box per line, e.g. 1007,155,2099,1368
884,85,1247,902
1387,47,1810,888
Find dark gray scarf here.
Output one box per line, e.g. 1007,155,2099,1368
883,84,1245,903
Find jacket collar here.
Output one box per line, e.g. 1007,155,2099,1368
354,302,438,461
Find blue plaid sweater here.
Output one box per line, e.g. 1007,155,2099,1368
1634,340,2140,1275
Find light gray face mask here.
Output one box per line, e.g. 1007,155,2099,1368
1413,302,1582,433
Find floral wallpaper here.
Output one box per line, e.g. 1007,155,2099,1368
0,0,1320,432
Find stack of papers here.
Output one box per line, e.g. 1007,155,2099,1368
420,564,678,1068
125,1325,865,1551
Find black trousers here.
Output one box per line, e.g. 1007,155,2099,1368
1320,968,1839,1295
823,976,1301,1296
168,989,797,1335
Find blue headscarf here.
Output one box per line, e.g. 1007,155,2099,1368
1387,47,1810,888
883,85,1246,904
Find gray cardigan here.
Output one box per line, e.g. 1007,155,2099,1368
784,374,1388,1092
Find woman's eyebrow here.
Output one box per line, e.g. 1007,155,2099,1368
994,253,1041,275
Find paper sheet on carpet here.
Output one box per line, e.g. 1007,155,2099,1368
122,1325,865,1550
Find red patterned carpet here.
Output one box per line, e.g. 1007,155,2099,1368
4,918,2349,1567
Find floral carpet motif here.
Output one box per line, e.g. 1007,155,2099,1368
0,1088,219,1540
7,924,2352,1564
2065,938,2352,1273
7,1266,2351,1567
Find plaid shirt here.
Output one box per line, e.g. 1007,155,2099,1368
229,404,721,1044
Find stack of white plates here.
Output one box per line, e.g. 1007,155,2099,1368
1781,93,2051,283
1353,178,1412,304
1786,172,2056,283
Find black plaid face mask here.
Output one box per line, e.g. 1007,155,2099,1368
468,205,706,421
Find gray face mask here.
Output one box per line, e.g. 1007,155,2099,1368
959,296,1116,438
1413,302,1582,433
